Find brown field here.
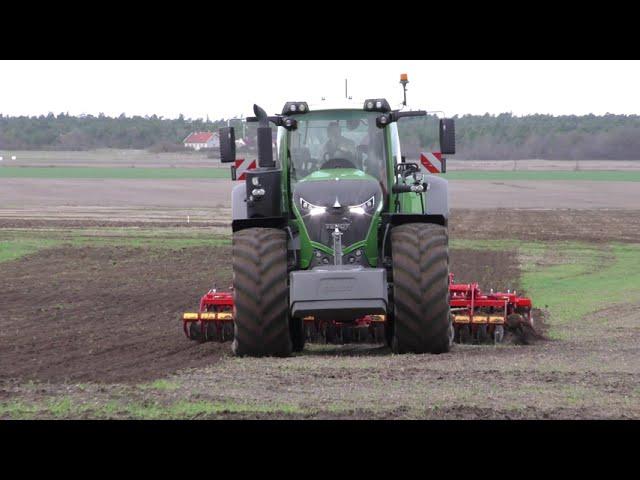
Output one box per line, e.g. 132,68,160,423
4,150,640,171
0,177,639,226
1,208,638,419
0,157,638,419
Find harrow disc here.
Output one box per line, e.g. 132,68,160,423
188,321,206,342
456,325,471,344
373,323,386,343
448,320,455,347
222,322,234,342
494,325,505,344
305,322,320,342
475,324,488,343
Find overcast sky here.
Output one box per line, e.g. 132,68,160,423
1,60,639,120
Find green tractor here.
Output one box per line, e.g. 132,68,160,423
218,86,456,357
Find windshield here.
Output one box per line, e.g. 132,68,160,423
288,110,387,186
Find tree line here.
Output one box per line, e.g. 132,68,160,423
0,113,229,152
398,113,640,160
1,112,640,159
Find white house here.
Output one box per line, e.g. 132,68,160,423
183,132,219,150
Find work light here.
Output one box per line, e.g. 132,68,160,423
363,98,391,112
282,102,310,115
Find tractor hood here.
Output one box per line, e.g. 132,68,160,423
292,168,383,261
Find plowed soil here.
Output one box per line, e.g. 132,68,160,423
0,245,232,383
450,209,640,243
1,211,638,419
0,245,508,384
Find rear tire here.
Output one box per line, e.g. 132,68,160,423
232,228,292,357
391,223,451,354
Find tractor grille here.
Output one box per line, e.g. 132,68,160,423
293,178,382,252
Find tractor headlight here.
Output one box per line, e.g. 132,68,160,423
300,197,326,216
348,195,375,215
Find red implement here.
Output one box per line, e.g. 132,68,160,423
182,287,234,342
449,273,533,344
183,274,534,345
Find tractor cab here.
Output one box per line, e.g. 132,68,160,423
286,109,389,189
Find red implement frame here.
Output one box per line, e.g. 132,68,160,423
182,289,234,340
449,273,532,325
183,274,533,343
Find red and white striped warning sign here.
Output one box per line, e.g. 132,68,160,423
234,158,257,180
420,152,443,174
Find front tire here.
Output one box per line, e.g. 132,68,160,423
391,223,451,354
232,228,292,357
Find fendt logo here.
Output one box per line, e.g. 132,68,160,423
325,222,351,231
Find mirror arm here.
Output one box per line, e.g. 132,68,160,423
246,115,297,131
391,110,427,121
246,116,281,124
376,110,427,128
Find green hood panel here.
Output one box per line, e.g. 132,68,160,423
291,170,383,269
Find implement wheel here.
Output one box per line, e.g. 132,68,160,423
391,223,451,354
232,228,292,357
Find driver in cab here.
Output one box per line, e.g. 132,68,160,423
323,121,356,162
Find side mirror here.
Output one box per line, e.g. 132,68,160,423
219,127,236,163
439,118,455,155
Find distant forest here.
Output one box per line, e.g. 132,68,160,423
0,113,228,153
1,112,640,160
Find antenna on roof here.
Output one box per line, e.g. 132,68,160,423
344,79,352,100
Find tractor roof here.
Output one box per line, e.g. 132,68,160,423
306,98,373,112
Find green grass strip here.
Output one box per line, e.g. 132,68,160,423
1,167,639,181
0,238,62,262
0,166,230,179
520,242,640,325
443,170,640,181
0,228,231,263
0,399,304,419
